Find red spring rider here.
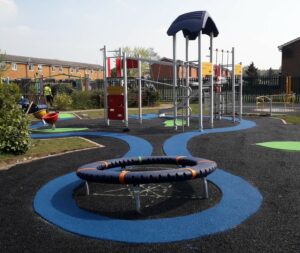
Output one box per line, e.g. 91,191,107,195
42,112,59,129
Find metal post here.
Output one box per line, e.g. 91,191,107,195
133,185,141,213
198,31,203,131
203,177,208,199
173,35,178,131
220,49,224,119
215,49,218,119
239,62,243,120
102,46,109,126
85,181,90,196
232,47,235,122
123,52,129,128
210,33,214,128
138,54,142,124
185,36,190,127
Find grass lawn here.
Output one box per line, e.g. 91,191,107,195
74,106,170,119
0,137,100,170
280,115,300,124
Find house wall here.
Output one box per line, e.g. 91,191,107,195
151,63,198,80
282,41,300,76
2,60,103,81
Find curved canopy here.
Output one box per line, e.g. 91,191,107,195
167,11,219,40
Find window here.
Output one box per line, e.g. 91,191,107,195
59,65,63,72
38,64,42,72
76,67,80,73
91,69,94,74
85,69,88,74
11,63,17,71
52,65,56,72
28,63,34,71
70,67,74,73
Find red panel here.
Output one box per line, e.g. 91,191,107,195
107,95,125,120
108,95,124,107
116,58,122,77
107,58,111,77
125,59,138,69
214,65,220,79
108,107,125,120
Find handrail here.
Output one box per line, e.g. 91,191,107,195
256,96,272,116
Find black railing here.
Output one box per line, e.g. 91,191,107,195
15,75,300,103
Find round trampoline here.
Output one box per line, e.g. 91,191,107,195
76,156,217,212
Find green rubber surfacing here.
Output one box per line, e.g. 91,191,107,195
256,141,300,151
58,113,76,119
164,119,186,127
31,128,88,133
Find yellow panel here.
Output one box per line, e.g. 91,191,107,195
234,64,242,75
107,86,124,95
202,62,213,76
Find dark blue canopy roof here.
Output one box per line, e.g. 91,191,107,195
167,11,219,40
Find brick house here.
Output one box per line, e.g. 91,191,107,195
0,54,103,82
150,57,198,80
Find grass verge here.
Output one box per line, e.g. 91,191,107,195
276,115,300,124
0,137,101,170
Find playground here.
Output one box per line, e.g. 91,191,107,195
1,110,300,252
1,10,300,253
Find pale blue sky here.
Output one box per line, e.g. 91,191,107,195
0,0,298,69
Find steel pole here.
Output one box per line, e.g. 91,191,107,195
239,62,243,120
232,47,235,122
138,54,142,124
123,52,128,128
210,33,214,128
185,36,190,127
173,35,177,131
103,45,109,126
198,31,203,131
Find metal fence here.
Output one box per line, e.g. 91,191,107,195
16,75,300,104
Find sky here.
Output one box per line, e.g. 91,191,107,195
0,0,298,69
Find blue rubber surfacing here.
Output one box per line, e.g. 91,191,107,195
33,119,263,243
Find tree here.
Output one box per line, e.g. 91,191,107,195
0,83,30,154
0,50,7,84
245,62,259,78
120,47,160,77
267,67,275,77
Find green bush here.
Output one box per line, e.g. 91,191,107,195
89,90,104,108
71,90,103,109
52,83,76,96
128,85,160,107
0,83,30,154
53,93,73,110
71,91,92,109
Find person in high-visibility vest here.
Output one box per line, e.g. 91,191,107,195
44,84,53,107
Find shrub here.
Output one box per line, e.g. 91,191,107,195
128,84,160,107
53,93,73,110
0,83,30,154
71,91,92,109
89,90,104,108
52,83,76,96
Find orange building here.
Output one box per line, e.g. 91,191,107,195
1,54,103,82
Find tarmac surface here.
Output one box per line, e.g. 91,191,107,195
0,116,299,252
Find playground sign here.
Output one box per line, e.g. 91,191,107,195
202,62,213,76
234,64,242,75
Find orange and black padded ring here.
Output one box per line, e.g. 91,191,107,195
184,168,197,179
76,156,217,185
100,161,109,169
175,156,185,165
118,170,129,184
77,167,97,172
